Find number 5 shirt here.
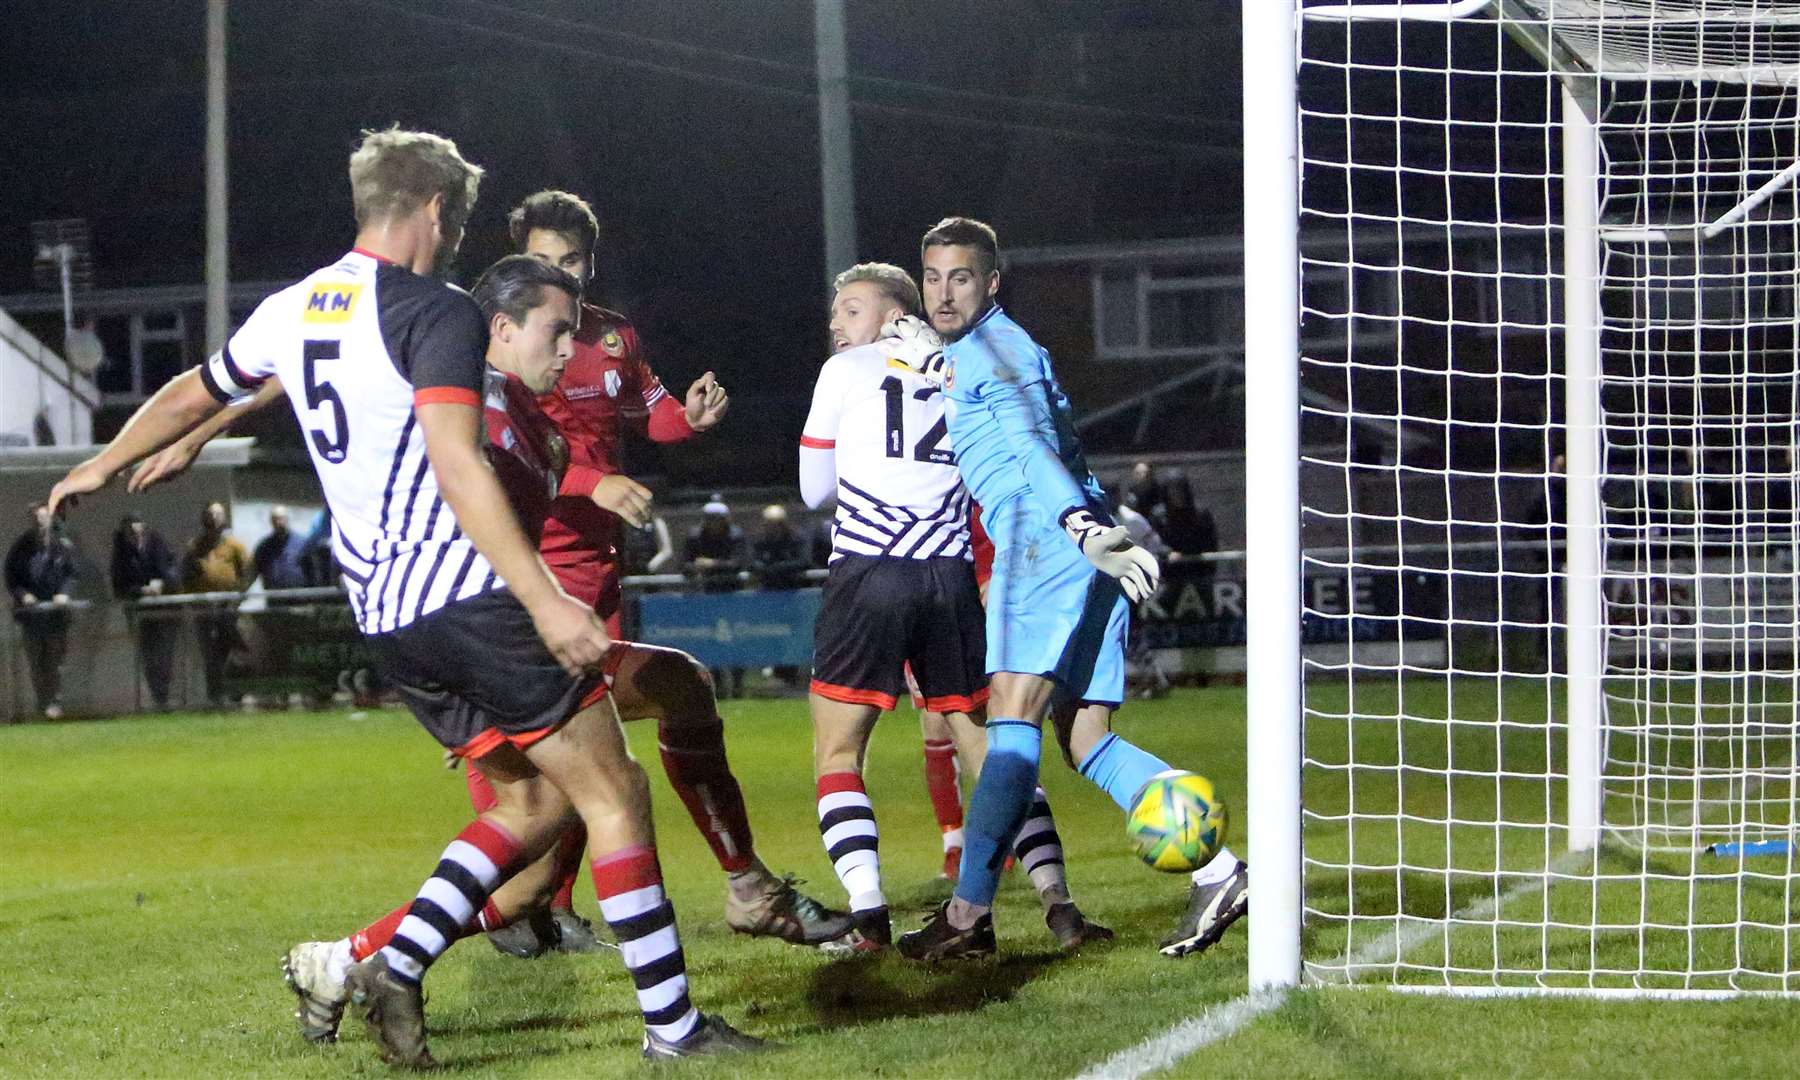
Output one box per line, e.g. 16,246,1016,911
202,248,499,634
798,338,970,563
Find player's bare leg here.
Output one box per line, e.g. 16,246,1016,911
610,643,849,946
812,692,889,946
522,695,759,1053
462,761,603,957
286,764,577,1048
335,749,578,1066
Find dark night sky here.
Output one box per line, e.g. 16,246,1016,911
1,1,1240,484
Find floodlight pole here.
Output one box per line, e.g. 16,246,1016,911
205,0,229,355
814,0,857,291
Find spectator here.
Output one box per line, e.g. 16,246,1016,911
181,501,252,706
621,514,675,575
751,504,809,589
1153,474,1218,557
1125,460,1164,515
5,503,78,718
808,515,835,569
1114,493,1174,563
1105,487,1173,697
110,514,178,710
299,509,336,587
685,496,743,593
253,505,311,591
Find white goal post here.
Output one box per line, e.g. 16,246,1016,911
1246,0,1800,996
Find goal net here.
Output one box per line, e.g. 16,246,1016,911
1259,0,1800,995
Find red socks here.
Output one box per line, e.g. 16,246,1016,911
923,738,965,840
658,718,755,873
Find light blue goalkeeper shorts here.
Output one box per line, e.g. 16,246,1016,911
981,495,1128,706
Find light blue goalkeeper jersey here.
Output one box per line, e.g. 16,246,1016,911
944,304,1105,526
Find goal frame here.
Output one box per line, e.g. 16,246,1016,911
1243,0,1620,993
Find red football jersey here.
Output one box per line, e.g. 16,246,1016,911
536,303,695,567
482,370,567,545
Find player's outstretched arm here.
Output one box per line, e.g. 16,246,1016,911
49,368,226,515
129,377,285,493
416,400,610,674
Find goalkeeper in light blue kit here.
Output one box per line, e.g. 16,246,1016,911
893,217,1248,961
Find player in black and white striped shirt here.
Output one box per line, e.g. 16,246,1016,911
798,263,1109,953
49,130,759,1065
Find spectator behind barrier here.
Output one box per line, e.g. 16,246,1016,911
1153,474,1217,558
685,496,743,593
751,504,808,589
622,514,675,575
182,501,252,708
1105,485,1173,563
111,514,179,710
808,514,834,569
1126,460,1164,516
298,509,336,587
5,502,78,718
253,505,311,591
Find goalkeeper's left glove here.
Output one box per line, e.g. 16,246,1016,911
880,315,948,384
1060,507,1161,603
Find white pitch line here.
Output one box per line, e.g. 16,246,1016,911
1073,851,1592,1080
1071,989,1289,1080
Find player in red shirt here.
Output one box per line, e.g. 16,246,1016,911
129,194,850,958
462,190,846,956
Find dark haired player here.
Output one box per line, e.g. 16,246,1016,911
50,135,761,1064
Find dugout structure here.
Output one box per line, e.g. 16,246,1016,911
1246,1,1800,996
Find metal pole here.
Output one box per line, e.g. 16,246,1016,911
1561,83,1604,852
814,0,856,289
205,0,229,355
57,246,74,334
1243,0,1303,991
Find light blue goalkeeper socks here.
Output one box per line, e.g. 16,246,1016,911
952,719,1043,909
1078,732,1174,812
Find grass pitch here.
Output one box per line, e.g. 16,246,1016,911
3,686,1797,1078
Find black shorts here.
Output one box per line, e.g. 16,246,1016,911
810,555,987,713
367,587,608,758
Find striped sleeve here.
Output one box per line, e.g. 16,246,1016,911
201,303,277,405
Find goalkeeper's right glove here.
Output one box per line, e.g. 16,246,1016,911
1060,507,1161,603
880,315,949,385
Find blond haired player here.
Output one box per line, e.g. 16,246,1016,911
801,262,1109,951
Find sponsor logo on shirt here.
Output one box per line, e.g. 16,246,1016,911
604,369,621,398
301,283,362,323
